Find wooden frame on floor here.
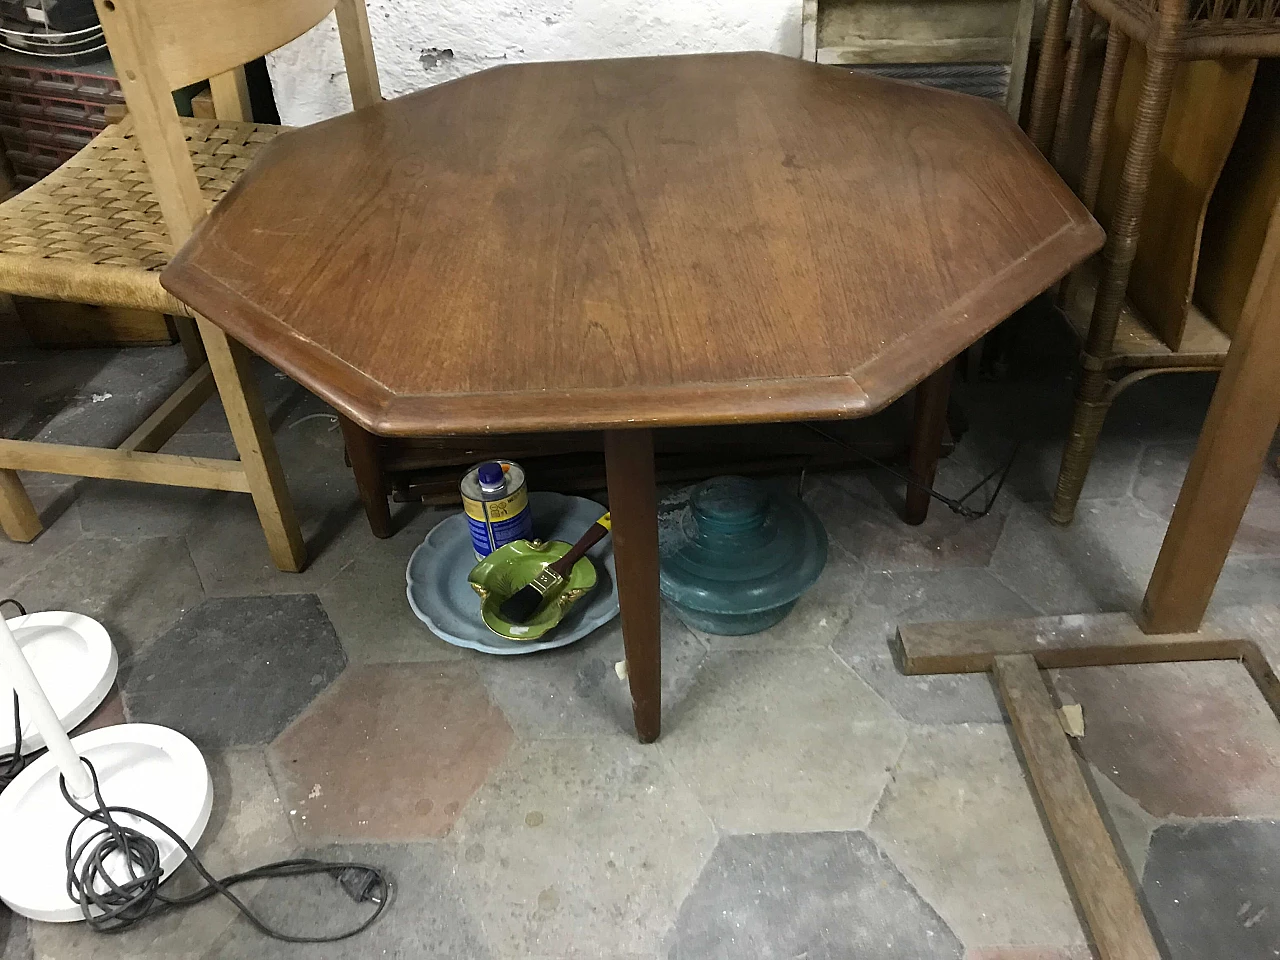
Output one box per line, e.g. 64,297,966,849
895,196,1280,959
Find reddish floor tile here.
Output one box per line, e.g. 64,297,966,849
269,663,513,841
71,683,125,735
1051,661,1280,818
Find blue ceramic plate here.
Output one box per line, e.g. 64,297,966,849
406,492,618,655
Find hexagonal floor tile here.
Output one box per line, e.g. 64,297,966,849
32,748,294,960
868,725,1087,949
833,566,1036,724
1143,820,1280,960
986,499,1168,615
668,831,964,959
9,536,203,666
807,457,1012,574
451,738,715,959
123,594,345,747
204,841,491,959
478,604,707,741
202,844,486,957
0,498,80,597
1049,660,1280,818
0,908,29,960
269,663,512,842
1134,441,1280,560
658,649,906,833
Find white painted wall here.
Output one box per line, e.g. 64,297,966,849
267,0,803,125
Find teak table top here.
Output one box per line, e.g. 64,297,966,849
163,52,1101,437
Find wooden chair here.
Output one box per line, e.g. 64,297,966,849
1027,0,1280,524
0,0,382,571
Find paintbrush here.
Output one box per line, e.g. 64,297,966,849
498,513,611,624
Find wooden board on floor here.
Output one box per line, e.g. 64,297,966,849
897,610,1243,674
994,654,1162,960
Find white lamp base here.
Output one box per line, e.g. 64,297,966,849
1,612,117,755
0,723,211,922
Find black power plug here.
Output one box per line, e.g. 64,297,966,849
337,866,386,904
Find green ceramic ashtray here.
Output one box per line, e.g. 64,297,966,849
468,539,598,641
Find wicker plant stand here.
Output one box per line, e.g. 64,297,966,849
1028,0,1280,525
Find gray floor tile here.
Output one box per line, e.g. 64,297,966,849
73,433,237,541
9,536,203,666
451,738,716,959
1211,559,1280,615
957,378,1146,506
0,346,188,449
868,725,1087,949
659,649,906,832
184,416,371,598
667,831,964,960
1083,761,1157,881
0,910,29,960
833,566,1033,724
834,565,1036,661
808,462,1011,573
1143,820,1280,960
205,842,490,959
123,595,345,748
317,508,466,664
480,604,707,741
31,748,294,960
0,500,80,597
1134,441,1280,560
987,499,1168,615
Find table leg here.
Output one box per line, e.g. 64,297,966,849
338,415,393,539
604,428,662,743
904,360,955,525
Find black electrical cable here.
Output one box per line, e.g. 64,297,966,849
1,599,28,793
59,759,392,941
2,595,391,942
800,423,1020,519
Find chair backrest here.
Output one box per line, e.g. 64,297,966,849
91,0,380,247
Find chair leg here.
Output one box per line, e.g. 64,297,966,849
338,415,393,539
1025,0,1073,152
1050,368,1113,525
1053,46,1178,526
173,315,206,371
196,316,307,572
0,469,41,543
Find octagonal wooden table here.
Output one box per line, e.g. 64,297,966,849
163,52,1102,742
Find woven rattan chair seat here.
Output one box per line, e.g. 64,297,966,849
0,116,286,315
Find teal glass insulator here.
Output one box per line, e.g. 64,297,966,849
658,475,827,636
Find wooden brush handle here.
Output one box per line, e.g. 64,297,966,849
550,513,611,575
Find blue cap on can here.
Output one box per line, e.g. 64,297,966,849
477,461,505,487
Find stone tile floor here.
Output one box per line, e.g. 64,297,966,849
1,307,1279,959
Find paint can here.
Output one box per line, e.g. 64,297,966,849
461,460,534,560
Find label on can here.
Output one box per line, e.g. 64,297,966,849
463,481,533,558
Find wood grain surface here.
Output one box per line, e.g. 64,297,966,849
1094,47,1255,350
164,52,1101,437
994,655,1162,960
